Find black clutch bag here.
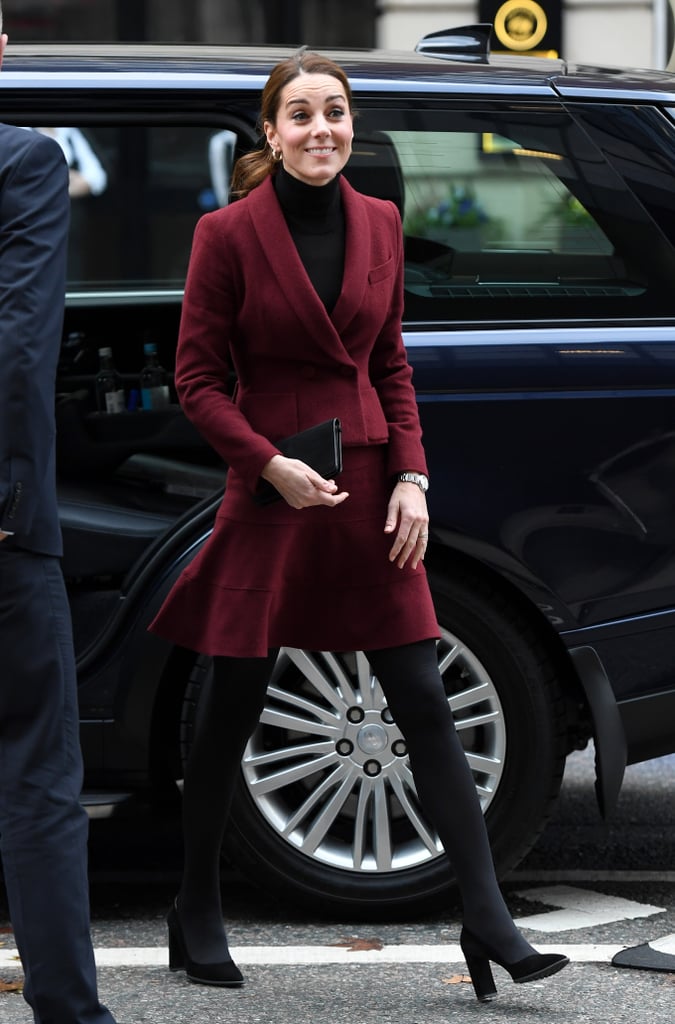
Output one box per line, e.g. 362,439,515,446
254,418,343,506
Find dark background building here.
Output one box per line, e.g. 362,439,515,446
3,0,376,46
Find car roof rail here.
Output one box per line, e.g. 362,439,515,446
415,24,493,63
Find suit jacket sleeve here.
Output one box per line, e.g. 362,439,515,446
0,132,70,537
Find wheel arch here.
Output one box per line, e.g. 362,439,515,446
426,535,629,817
426,538,591,738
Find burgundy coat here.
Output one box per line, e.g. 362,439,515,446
174,173,428,491
149,173,438,657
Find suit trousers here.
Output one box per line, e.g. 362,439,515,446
0,545,115,1024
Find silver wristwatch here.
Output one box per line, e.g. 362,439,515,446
398,471,429,493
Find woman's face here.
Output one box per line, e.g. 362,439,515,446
264,72,353,186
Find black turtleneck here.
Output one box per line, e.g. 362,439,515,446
273,166,345,313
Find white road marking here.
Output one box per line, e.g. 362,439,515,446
650,934,675,955
0,943,628,970
0,886,670,973
515,885,665,932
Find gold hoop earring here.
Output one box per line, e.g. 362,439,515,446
272,149,282,162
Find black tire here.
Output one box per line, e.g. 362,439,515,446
181,569,568,918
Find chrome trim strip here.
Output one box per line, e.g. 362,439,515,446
1,71,556,97
66,289,183,306
403,324,675,347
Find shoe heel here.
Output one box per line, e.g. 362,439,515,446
464,950,497,1002
166,900,244,986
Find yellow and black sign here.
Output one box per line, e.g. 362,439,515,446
479,0,561,58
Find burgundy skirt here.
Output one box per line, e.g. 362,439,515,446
149,444,439,657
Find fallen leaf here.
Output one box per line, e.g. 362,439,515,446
0,979,23,994
442,974,473,985
329,936,384,952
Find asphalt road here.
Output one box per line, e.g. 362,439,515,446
1,747,673,1024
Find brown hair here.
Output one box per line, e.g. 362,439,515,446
230,47,353,199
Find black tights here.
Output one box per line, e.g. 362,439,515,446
367,641,531,959
178,641,531,963
178,651,277,961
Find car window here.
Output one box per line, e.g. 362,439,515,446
345,106,675,324
62,107,675,326
581,104,675,254
65,124,237,291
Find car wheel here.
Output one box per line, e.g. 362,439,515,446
182,569,568,917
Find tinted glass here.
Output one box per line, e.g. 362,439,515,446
583,105,675,251
64,124,236,290
61,105,675,326
344,105,675,324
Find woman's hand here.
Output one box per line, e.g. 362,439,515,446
384,481,429,569
260,454,349,509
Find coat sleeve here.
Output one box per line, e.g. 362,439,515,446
368,201,429,479
174,211,281,493
0,133,69,538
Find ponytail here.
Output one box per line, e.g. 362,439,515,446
230,142,277,200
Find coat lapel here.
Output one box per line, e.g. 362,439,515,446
246,175,370,365
331,177,370,337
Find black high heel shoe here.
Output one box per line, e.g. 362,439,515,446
460,926,569,1002
167,901,244,987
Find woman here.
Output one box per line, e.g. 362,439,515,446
149,48,569,1003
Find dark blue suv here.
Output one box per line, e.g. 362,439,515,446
2,25,675,914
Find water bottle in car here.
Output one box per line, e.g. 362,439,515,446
140,342,170,410
95,346,125,414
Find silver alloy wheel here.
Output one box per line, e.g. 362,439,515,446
241,628,506,874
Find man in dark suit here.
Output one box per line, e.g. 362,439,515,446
0,13,117,1024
